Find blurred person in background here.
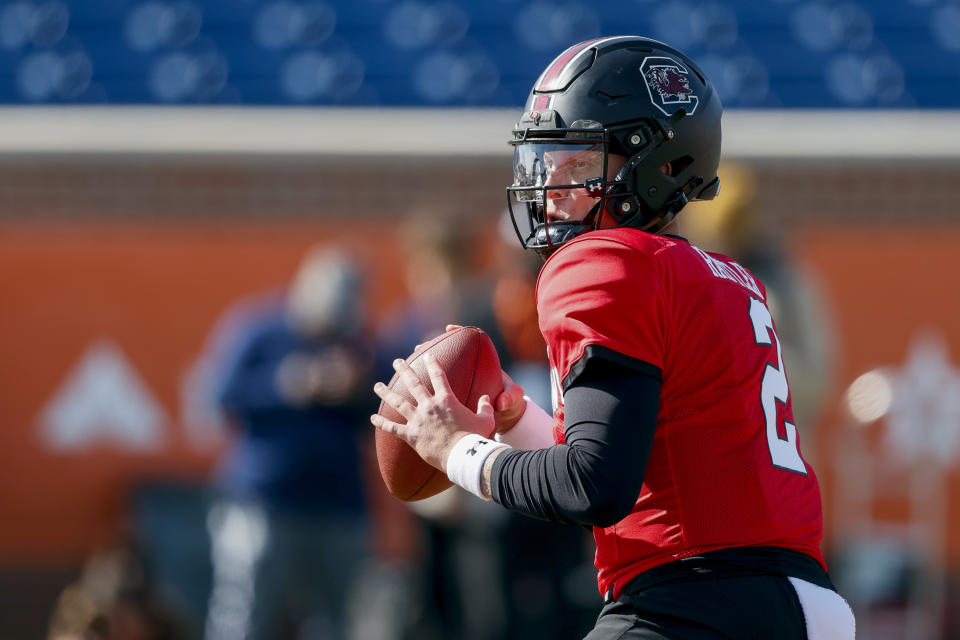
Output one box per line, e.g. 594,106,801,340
373,36,855,639
47,542,188,640
489,220,598,639
375,214,510,640
680,163,835,432
203,246,375,640
376,214,507,368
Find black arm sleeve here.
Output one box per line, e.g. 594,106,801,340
490,354,660,528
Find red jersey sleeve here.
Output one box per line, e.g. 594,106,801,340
537,235,667,390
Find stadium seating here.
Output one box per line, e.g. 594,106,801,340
0,0,954,107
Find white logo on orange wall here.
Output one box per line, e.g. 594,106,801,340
845,332,960,467
38,339,168,451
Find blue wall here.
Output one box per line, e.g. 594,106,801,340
0,0,957,107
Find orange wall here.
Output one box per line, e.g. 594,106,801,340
1,220,959,566
795,224,960,564
0,222,408,562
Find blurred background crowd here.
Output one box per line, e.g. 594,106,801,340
0,0,959,639
0,0,957,107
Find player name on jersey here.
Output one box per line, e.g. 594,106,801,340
691,245,762,298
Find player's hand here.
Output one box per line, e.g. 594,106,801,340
371,354,495,472
493,370,525,435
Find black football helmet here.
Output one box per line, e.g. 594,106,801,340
507,36,722,256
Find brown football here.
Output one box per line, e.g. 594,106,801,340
375,326,503,501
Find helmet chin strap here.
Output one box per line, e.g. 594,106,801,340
526,219,592,258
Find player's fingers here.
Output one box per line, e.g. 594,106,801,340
477,395,497,438
373,382,416,419
423,353,453,400
370,413,407,439
394,359,431,403
495,387,520,412
477,394,494,418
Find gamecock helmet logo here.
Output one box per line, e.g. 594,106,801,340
640,56,699,116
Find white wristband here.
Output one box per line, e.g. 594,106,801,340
494,397,555,450
445,433,510,499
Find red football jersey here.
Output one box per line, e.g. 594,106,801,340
536,228,825,599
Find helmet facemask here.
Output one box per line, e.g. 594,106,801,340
506,119,682,257
508,127,609,256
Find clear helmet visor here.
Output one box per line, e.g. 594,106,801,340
512,142,606,204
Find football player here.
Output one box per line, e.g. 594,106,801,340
373,36,855,639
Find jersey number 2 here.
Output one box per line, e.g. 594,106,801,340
748,297,807,475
